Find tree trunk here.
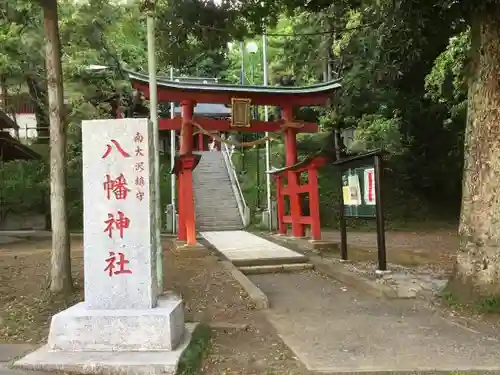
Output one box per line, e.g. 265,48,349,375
448,6,500,300
27,77,50,143
42,0,73,295
0,76,6,107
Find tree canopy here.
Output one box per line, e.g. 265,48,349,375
2,0,500,299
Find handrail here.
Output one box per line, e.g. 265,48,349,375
221,143,251,227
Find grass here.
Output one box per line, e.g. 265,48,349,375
176,323,212,375
440,289,500,315
476,296,500,314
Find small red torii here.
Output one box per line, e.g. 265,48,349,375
269,154,328,241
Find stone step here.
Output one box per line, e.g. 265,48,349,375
198,226,244,231
231,255,309,268
196,210,241,215
196,203,239,208
197,221,243,225
195,201,239,206
195,194,238,198
192,152,243,231
238,263,314,275
195,185,232,188
195,192,235,196
194,177,231,181
194,167,228,172
197,219,242,224
196,202,238,206
194,180,230,183
196,206,239,210
195,204,239,209
197,220,242,224
197,221,242,225
197,217,241,222
194,190,235,195
196,212,240,217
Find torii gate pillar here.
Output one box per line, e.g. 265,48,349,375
178,100,197,245
282,106,305,238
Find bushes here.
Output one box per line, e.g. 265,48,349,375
0,160,49,224
1,148,172,230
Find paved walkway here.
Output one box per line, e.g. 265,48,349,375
250,271,500,373
0,344,47,375
200,231,306,266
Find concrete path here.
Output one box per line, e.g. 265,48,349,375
200,231,307,266
250,271,500,373
0,344,47,375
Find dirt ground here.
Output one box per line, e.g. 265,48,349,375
1,231,483,375
307,230,458,272
0,236,310,374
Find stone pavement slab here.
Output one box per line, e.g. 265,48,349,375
201,231,305,264
250,271,500,373
0,344,48,375
0,364,52,375
0,344,36,363
0,236,22,246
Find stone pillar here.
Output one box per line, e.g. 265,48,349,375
282,106,305,238
15,118,191,374
83,118,157,309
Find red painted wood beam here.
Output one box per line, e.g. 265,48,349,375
282,216,313,225
132,81,332,107
158,117,318,133
280,184,310,196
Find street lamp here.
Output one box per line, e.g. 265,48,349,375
246,41,258,85
246,41,261,209
246,41,258,54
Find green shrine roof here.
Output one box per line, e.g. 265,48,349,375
126,69,342,95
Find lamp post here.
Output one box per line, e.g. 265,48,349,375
246,41,261,209
262,34,272,229
145,0,163,293
239,41,246,173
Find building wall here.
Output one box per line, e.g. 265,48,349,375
8,114,39,144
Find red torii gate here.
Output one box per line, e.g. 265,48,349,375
269,155,328,241
127,70,341,246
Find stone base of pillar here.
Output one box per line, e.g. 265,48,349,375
14,294,193,375
172,241,208,258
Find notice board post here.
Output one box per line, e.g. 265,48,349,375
333,149,387,271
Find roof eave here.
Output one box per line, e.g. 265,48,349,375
126,70,342,96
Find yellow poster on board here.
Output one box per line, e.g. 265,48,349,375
343,186,351,205
347,175,362,205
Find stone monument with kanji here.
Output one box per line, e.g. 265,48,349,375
15,118,192,374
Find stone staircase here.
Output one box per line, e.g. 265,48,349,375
193,152,244,231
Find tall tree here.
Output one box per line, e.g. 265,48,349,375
38,0,73,294
448,2,500,300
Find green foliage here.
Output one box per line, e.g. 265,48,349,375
175,323,211,375
0,160,48,224
0,0,172,229
350,115,404,155
425,30,470,105
232,145,284,213
0,0,492,232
